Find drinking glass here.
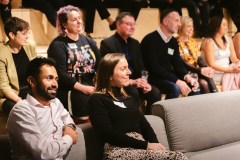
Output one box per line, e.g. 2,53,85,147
141,70,149,81
190,73,200,92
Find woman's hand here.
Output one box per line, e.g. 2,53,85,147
143,82,152,94
147,143,166,151
130,78,152,94
228,62,240,73
201,67,214,78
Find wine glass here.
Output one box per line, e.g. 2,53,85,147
190,73,200,92
141,70,149,81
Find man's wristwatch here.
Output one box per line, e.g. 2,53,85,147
67,123,76,131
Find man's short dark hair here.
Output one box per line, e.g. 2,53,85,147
160,8,179,23
26,57,57,80
4,17,30,39
115,12,134,23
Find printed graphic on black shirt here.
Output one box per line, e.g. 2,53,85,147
67,43,96,83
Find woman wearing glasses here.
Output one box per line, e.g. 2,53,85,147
0,17,37,115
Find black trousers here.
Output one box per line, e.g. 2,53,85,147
66,0,111,33
104,0,148,21
22,0,63,27
2,86,30,115
149,0,182,15
0,2,12,24
149,0,201,31
181,0,200,31
222,0,240,32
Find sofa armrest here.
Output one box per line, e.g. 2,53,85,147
78,123,104,160
145,115,169,149
65,127,86,160
151,90,240,152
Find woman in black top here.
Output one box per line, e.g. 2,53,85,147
48,5,101,120
88,53,188,159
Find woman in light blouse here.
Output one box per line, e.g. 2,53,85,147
201,15,240,91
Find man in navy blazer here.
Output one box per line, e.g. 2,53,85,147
100,12,161,114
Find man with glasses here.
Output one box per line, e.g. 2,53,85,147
100,12,161,114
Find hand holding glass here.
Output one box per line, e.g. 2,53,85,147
190,73,200,92
141,70,149,81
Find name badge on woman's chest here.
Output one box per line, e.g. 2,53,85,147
67,43,78,49
113,101,127,108
183,48,190,54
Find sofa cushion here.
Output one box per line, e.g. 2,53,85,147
145,115,169,149
152,90,240,152
186,141,240,160
78,123,105,160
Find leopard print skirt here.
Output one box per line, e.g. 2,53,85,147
104,132,188,160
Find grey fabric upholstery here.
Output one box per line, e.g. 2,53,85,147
65,127,86,160
145,115,169,149
152,90,240,159
0,115,165,160
78,123,104,160
186,141,240,160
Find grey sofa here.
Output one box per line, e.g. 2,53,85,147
152,90,240,160
1,90,240,160
0,115,168,160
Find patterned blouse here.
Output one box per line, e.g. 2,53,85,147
177,37,200,67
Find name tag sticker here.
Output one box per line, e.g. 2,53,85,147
183,48,189,54
113,101,127,108
67,43,78,49
168,48,174,55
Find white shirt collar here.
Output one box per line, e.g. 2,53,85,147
157,27,173,43
26,94,56,108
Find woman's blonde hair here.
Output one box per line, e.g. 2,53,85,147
178,16,193,35
96,53,128,100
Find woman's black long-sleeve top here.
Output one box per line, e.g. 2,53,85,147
88,88,159,149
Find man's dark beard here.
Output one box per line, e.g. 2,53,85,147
36,80,57,100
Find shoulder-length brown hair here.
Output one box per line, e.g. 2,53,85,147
96,53,128,99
